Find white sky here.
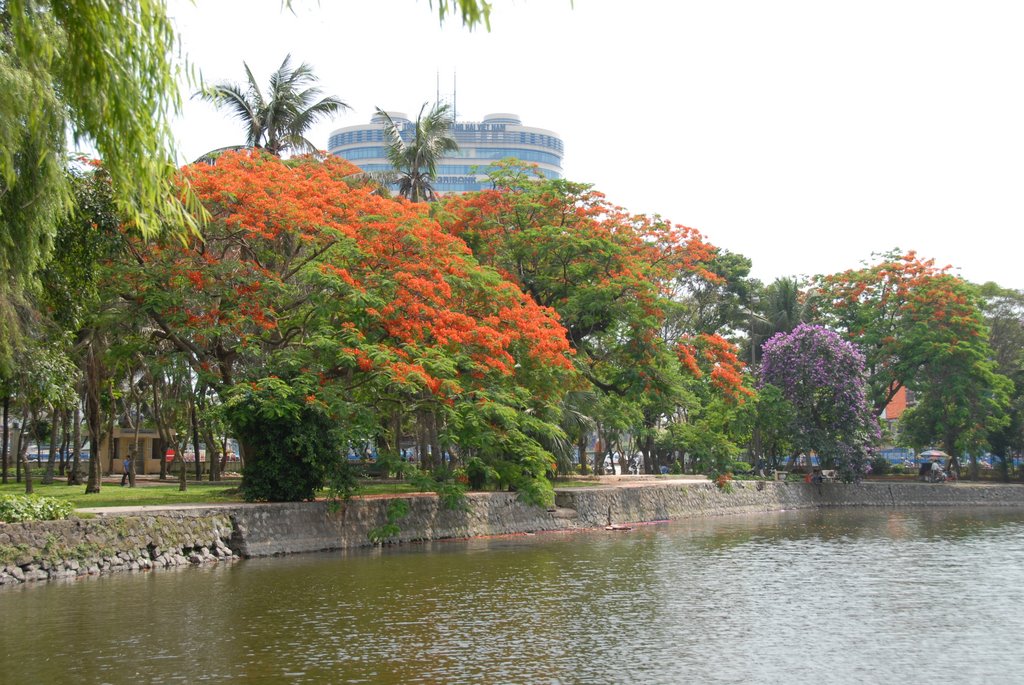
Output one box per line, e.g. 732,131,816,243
167,0,1024,290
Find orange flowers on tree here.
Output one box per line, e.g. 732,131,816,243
104,151,574,500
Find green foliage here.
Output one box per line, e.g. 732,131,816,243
1,0,200,242
324,458,358,509
978,283,1024,476
465,456,498,490
898,282,1012,471
225,375,344,502
730,461,752,474
409,467,469,512
0,494,73,523
668,249,753,335
1,0,199,376
38,167,125,329
372,451,414,480
368,498,411,544
430,0,493,30
197,54,348,157
659,407,743,476
869,456,891,476
444,388,560,508
377,102,459,202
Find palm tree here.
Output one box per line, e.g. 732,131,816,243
197,55,348,157
376,102,459,202
747,277,815,366
763,277,814,334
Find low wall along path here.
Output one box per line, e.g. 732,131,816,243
2,478,1023,586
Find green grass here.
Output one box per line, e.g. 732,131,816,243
0,478,427,510
352,482,420,496
0,480,245,509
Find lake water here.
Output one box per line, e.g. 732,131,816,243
2,508,1023,684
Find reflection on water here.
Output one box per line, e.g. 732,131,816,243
2,508,1023,684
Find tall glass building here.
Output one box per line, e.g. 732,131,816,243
327,112,563,194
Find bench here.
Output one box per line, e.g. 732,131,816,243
821,470,838,482
772,470,789,481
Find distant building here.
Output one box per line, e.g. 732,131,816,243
881,386,916,423
327,112,564,194
880,385,918,453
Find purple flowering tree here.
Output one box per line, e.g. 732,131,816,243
759,324,879,481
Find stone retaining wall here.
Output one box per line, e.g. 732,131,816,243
0,511,236,586
3,480,1023,587
227,480,1024,556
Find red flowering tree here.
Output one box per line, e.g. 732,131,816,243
677,333,754,406
666,333,757,474
104,151,574,501
439,164,741,474
814,250,990,414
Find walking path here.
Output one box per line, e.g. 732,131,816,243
74,473,710,516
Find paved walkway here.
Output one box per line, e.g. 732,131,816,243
592,474,710,487
75,474,710,517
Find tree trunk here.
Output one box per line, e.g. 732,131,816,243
593,427,605,475
159,440,168,480
58,409,69,476
392,409,403,462
190,392,202,481
1,393,9,484
221,435,230,475
15,405,28,483
68,404,83,485
21,408,35,494
176,436,188,492
83,342,106,494
198,387,220,482
203,423,221,482
416,410,430,470
127,443,137,488
428,409,443,469
577,434,588,475
237,437,246,471
43,406,59,484
642,431,656,475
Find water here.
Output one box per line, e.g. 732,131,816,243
2,508,1023,684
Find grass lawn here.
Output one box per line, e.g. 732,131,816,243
0,480,245,509
0,478,425,510
353,481,420,496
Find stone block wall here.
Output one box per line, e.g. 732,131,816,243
0,511,236,586
2,480,1023,587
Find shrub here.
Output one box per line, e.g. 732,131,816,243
730,461,752,474
870,455,892,476
226,376,344,502
466,457,497,490
369,499,410,544
410,467,469,511
891,464,906,475
0,495,74,523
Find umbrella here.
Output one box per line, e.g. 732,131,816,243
918,449,949,461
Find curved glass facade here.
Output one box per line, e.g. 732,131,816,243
327,112,563,195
